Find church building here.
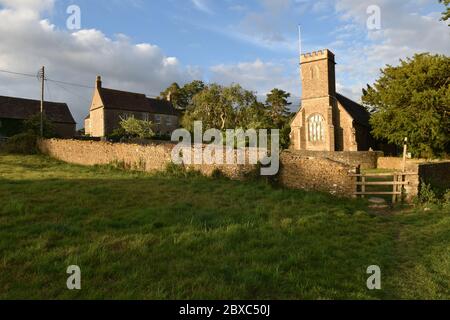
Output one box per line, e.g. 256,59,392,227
290,49,373,152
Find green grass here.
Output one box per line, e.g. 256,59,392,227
0,154,449,300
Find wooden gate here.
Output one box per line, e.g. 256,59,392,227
350,172,416,203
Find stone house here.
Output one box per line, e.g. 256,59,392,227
0,95,76,138
84,76,180,137
290,49,374,151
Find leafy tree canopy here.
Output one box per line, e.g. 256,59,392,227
182,83,258,131
180,83,295,149
159,80,206,111
440,0,450,24
266,88,292,128
362,53,450,158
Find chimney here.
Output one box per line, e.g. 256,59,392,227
96,75,102,89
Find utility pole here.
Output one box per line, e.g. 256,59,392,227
39,66,45,137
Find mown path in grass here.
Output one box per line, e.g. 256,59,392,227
0,155,448,299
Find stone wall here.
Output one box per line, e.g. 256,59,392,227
378,157,450,200
419,162,450,191
378,157,427,171
38,139,359,197
287,150,382,169
280,151,358,196
37,139,257,180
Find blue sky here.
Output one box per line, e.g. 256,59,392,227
0,0,448,125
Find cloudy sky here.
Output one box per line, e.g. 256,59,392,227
0,0,448,127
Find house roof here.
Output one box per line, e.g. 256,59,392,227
98,87,179,116
0,95,76,124
336,93,371,128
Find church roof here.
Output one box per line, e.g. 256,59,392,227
336,93,371,128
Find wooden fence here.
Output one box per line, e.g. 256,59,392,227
350,172,417,203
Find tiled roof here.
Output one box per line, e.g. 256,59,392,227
98,87,179,116
0,95,76,124
336,93,371,128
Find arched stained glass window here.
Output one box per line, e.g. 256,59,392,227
308,114,325,142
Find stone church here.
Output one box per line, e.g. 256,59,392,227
290,49,373,152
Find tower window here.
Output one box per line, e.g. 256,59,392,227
308,114,325,142
310,66,320,79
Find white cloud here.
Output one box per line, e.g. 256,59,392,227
209,58,300,105
227,0,300,51
191,0,213,14
330,0,450,101
0,0,54,13
0,0,198,127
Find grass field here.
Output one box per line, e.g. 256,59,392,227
0,154,449,299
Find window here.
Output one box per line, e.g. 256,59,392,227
121,112,133,120
165,116,172,126
142,113,150,122
310,66,320,79
308,114,325,142
155,115,161,125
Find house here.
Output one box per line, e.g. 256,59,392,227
0,95,76,138
84,76,180,138
290,49,374,152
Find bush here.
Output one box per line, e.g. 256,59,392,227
417,182,438,205
444,190,450,210
107,127,127,143
161,162,202,178
211,168,226,179
23,114,56,138
119,116,155,139
4,132,38,154
162,163,188,177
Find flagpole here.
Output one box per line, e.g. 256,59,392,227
298,25,302,58
298,25,302,76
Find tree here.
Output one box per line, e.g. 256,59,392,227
159,83,184,110
362,53,450,158
118,116,155,139
182,83,258,131
440,0,450,25
182,80,206,108
236,100,272,130
159,80,206,111
24,114,56,138
265,89,292,128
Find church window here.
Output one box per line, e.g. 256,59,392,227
308,114,325,142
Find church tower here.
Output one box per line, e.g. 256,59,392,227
291,49,337,151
